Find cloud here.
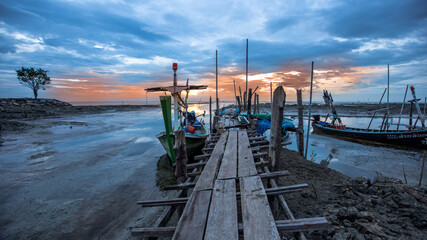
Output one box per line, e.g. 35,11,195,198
0,0,426,102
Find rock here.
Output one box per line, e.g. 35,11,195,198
343,219,352,227
357,211,375,221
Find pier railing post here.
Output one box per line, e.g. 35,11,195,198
296,89,304,156
174,130,188,184
269,86,286,171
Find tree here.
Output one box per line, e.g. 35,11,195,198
16,67,51,99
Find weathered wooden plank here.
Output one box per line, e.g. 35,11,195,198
186,161,207,169
132,227,175,237
162,182,196,190
275,217,329,233
132,217,328,237
172,190,212,240
137,198,188,207
217,130,238,179
194,132,228,191
238,130,258,177
257,170,289,179
240,176,280,240
225,118,230,127
205,179,238,240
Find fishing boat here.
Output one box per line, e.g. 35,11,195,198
145,63,209,164
312,120,427,148
312,87,427,149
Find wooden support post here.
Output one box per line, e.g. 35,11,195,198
409,101,414,129
209,96,212,134
269,86,286,171
253,93,257,115
236,96,241,113
233,79,237,106
419,151,426,187
213,116,219,133
244,91,247,112
304,61,314,159
248,89,253,119
296,89,304,156
257,94,260,114
174,130,188,183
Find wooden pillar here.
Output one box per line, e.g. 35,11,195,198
253,93,257,115
257,94,260,114
236,96,241,113
243,91,247,111
209,96,212,134
174,130,188,183
247,88,252,122
296,89,304,156
269,86,286,171
213,116,219,133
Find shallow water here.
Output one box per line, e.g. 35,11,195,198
0,109,171,239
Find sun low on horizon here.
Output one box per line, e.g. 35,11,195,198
0,0,426,103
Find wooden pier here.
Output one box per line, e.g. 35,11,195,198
132,86,328,239
132,127,328,239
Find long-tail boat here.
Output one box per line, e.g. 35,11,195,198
312,87,427,149
145,63,209,164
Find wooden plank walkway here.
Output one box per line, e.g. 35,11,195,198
133,127,328,239
173,129,280,239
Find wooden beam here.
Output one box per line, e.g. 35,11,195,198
132,217,328,237
138,184,307,207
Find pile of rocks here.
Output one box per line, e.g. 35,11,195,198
321,177,427,239
0,98,72,108
276,149,427,240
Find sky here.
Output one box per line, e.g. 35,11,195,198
0,0,426,103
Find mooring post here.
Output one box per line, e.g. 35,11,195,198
174,130,188,184
296,89,304,156
209,96,212,134
253,93,257,115
247,88,252,123
236,96,241,113
269,86,286,171
243,91,247,112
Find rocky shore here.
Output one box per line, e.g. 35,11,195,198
0,98,158,133
277,149,427,240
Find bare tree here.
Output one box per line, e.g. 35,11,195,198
16,67,51,99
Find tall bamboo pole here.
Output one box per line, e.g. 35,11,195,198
233,79,237,105
397,85,409,130
304,61,314,159
216,50,219,115
245,38,248,110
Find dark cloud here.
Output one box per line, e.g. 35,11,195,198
323,0,427,38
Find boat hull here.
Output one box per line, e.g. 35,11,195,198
157,132,208,161
312,122,427,149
